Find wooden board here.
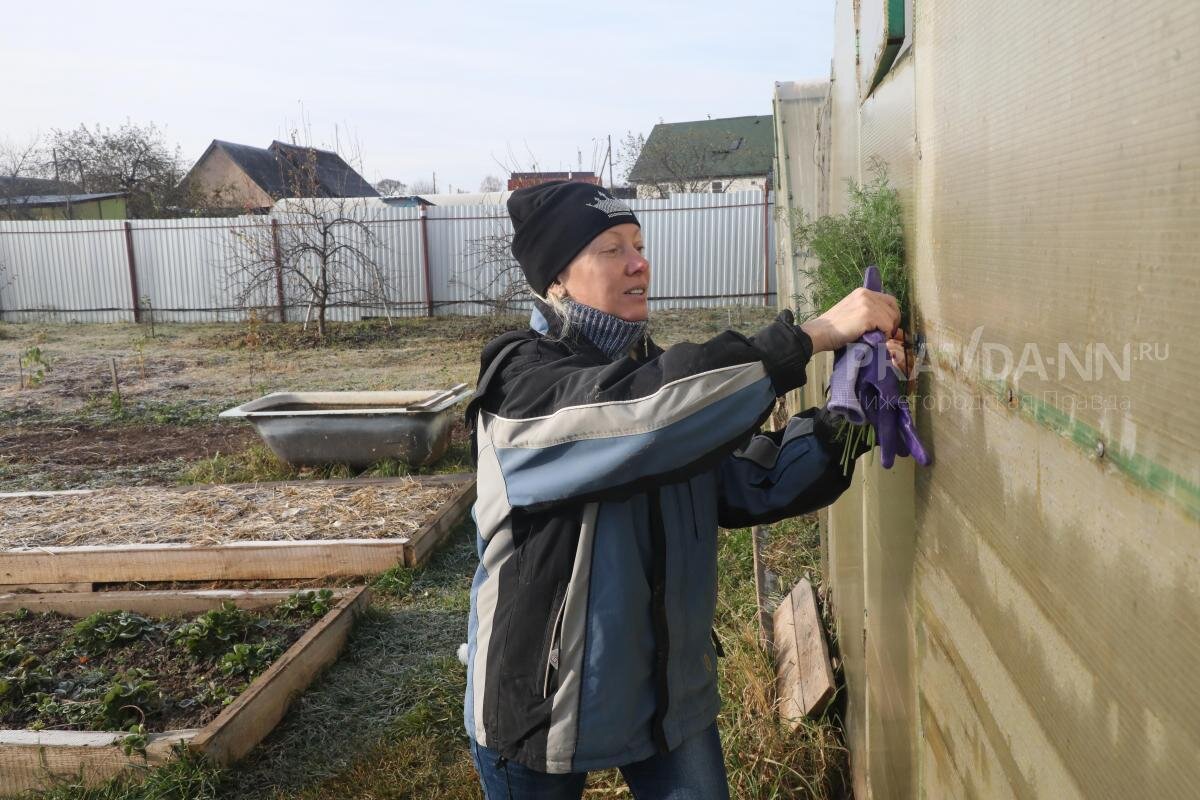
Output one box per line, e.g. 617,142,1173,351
405,476,476,567
173,472,474,493
0,588,324,616
773,578,836,727
0,476,476,586
0,729,199,795
0,539,410,586
0,587,367,794
0,582,91,594
188,586,370,764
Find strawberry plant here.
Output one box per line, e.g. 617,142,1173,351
168,602,260,658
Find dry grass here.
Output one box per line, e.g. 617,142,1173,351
0,479,457,548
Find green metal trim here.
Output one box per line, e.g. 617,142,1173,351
866,0,908,95
976,377,1200,521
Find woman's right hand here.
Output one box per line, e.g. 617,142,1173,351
800,288,901,353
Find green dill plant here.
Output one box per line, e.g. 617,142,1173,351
790,160,913,471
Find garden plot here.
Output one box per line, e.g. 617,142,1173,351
0,586,369,796
0,475,476,589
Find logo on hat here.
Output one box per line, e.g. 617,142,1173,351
586,193,633,218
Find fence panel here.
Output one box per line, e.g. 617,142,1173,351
0,220,131,322
636,191,776,309
132,216,266,323
426,204,517,315
0,192,776,322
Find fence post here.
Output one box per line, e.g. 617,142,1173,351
762,184,772,307
123,222,142,323
271,218,286,322
419,206,434,317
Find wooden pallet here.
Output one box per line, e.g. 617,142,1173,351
0,586,369,795
0,475,476,591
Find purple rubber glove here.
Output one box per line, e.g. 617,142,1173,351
828,342,870,425
827,266,931,468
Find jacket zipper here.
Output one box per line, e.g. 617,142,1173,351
542,587,569,699
648,488,671,753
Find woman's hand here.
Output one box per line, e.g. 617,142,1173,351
886,329,913,388
800,287,900,353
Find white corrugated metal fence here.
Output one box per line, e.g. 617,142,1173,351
0,192,776,322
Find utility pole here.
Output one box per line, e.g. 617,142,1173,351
433,172,437,193
608,134,614,189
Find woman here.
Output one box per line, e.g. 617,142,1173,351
464,182,904,799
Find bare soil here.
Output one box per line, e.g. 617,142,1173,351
0,308,777,492
2,423,256,468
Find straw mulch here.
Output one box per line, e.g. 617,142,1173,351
0,480,459,549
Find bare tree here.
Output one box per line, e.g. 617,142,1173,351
615,131,646,186
47,121,194,217
0,257,16,317
620,127,743,198
461,228,527,313
375,178,407,196
478,174,503,193
408,178,436,195
0,136,57,220
227,149,394,339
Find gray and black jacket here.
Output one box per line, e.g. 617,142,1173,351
463,310,856,773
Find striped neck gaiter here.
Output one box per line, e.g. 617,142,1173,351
564,299,648,361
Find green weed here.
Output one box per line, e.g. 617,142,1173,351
119,723,149,757
274,589,335,621
18,346,52,388
371,564,416,597
76,395,224,427
20,743,228,800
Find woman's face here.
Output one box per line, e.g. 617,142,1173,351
553,223,649,321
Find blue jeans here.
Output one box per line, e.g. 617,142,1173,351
470,723,731,800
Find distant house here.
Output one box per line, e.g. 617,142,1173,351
628,115,774,198
183,140,378,212
507,171,601,190
0,177,127,220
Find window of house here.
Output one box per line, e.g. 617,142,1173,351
711,181,724,193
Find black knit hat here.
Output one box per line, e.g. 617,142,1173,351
508,181,640,296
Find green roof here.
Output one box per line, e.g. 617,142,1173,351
628,115,774,184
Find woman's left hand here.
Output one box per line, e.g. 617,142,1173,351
886,330,911,380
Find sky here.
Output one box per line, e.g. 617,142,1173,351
2,0,835,193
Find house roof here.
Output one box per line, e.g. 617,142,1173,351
201,140,378,200
412,192,512,207
508,171,596,180
268,141,378,198
0,191,127,207
0,176,82,196
628,115,774,184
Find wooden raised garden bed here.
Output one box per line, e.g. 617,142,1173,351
0,474,475,591
0,586,369,795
